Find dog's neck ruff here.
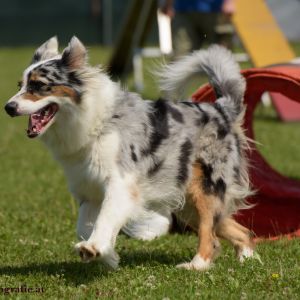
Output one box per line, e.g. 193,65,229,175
40,73,118,160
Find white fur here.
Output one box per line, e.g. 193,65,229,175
74,171,141,268
176,254,211,271
123,209,172,240
239,247,254,262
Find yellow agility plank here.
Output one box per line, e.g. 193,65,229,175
233,0,295,67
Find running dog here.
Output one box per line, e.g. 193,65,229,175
4,37,255,270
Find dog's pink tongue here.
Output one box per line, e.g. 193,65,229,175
27,114,42,138
26,104,58,138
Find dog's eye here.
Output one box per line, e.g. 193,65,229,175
27,80,48,93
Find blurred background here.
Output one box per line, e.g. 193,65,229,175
1,0,300,89
0,0,145,46
0,0,300,46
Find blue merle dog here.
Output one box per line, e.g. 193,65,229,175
4,37,254,270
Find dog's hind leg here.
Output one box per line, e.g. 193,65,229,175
122,208,172,241
216,217,255,262
177,164,221,270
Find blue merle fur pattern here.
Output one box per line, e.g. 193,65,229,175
6,38,255,269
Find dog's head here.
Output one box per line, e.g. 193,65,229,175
4,36,87,139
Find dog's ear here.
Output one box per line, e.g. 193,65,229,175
61,36,87,70
31,36,59,64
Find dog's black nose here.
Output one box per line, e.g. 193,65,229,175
4,101,19,117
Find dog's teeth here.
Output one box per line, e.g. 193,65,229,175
45,110,49,116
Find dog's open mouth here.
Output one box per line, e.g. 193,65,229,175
27,103,59,138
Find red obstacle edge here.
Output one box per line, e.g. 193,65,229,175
192,66,300,240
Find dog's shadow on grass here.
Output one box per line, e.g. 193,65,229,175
0,261,108,285
0,250,186,285
121,249,186,268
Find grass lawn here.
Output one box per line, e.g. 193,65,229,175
0,45,299,299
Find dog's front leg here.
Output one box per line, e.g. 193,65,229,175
76,200,101,241
75,174,139,269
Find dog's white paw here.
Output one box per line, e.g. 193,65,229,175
74,241,120,269
176,254,211,271
75,241,100,263
238,247,263,265
131,230,163,241
238,247,254,262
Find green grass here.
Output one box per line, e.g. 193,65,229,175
0,45,300,299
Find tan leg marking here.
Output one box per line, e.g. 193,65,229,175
177,163,221,270
216,217,255,261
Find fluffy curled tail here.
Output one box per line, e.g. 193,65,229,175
158,45,246,119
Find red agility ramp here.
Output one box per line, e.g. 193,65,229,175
192,65,300,238
271,92,300,122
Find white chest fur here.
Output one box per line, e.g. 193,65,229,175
57,131,120,204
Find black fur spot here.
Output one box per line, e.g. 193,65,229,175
202,111,210,125
198,159,214,194
52,72,62,81
112,114,121,119
203,68,223,99
167,104,184,123
212,117,228,139
213,86,223,98
148,158,164,177
27,80,47,93
61,49,71,67
142,99,169,156
213,102,230,127
215,178,226,201
197,105,209,125
180,101,194,107
68,72,82,86
130,145,138,162
157,98,184,123
193,103,204,113
198,159,227,201
39,68,49,75
53,59,63,69
181,102,211,126
31,52,41,64
217,126,228,139
212,104,230,139
194,106,210,126
177,139,193,185
181,101,202,112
